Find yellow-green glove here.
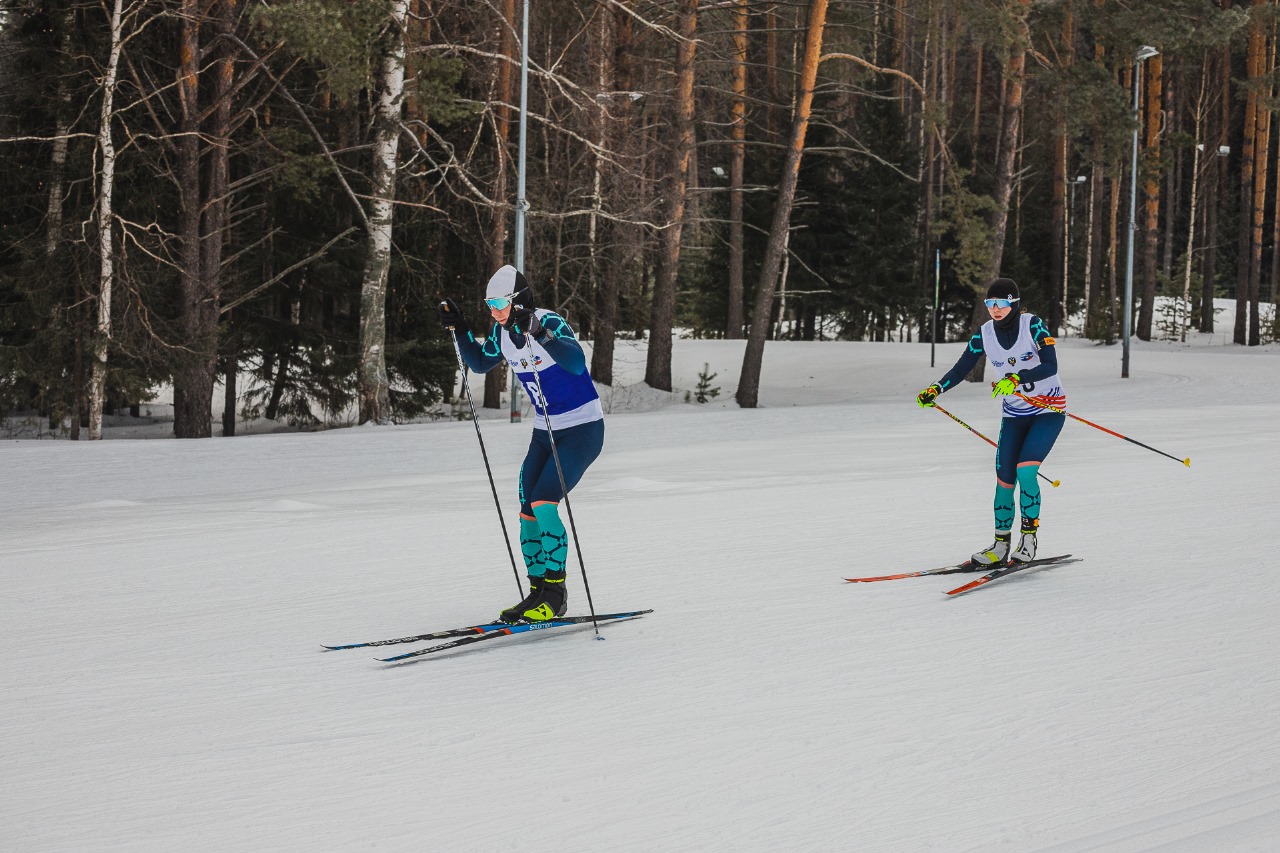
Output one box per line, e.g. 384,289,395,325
916,383,942,408
991,374,1021,397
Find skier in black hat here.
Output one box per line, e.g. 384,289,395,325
915,278,1067,565
438,265,605,623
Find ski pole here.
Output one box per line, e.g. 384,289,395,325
933,403,1061,487
1010,390,1191,467
523,334,602,639
447,325,524,598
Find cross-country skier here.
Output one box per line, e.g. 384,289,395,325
915,278,1066,566
438,265,605,623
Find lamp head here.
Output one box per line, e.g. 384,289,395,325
1136,45,1159,62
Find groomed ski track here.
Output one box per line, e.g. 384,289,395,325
2,332,1277,852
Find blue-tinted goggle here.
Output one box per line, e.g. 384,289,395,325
984,298,1018,309
485,293,517,310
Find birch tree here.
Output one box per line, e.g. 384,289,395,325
87,0,126,441
357,0,410,424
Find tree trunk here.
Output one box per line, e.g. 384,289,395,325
1204,32,1233,334
965,0,1029,385
173,0,235,438
484,0,517,408
644,0,698,392
1108,170,1121,342
736,0,830,408
1087,162,1106,338
223,357,237,437
1137,53,1162,341
1181,60,1209,343
1051,129,1067,335
357,0,409,424
1270,98,1280,308
591,6,634,385
1249,21,1275,346
45,9,74,260
726,0,748,339
1236,0,1264,345
87,0,125,441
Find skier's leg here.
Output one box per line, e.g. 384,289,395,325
515,420,605,621
994,416,1028,531
1010,414,1066,562
499,433,555,623
517,437,554,576
974,418,1025,565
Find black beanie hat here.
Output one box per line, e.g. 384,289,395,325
986,277,1021,332
986,278,1020,302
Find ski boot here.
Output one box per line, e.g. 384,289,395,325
499,576,542,624
1011,517,1038,563
498,570,568,624
971,531,1012,567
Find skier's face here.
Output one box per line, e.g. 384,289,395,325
987,304,1012,322
490,304,512,324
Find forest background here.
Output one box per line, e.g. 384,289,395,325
0,0,1275,439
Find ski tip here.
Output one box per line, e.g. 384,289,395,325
945,580,984,596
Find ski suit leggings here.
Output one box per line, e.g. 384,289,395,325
519,419,605,515
993,413,1065,529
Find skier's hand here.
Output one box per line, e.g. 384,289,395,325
438,298,470,335
510,305,543,339
991,374,1021,397
916,383,941,408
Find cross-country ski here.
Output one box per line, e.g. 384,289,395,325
375,610,652,663
844,554,1076,584
322,610,653,651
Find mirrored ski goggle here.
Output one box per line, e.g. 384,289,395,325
485,293,518,310
984,297,1019,309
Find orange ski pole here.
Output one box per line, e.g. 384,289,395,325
933,403,1061,487
1010,391,1191,467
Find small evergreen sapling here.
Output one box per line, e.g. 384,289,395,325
694,363,720,403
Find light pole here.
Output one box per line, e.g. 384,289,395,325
510,0,531,422
1063,174,1086,336
1123,45,1159,378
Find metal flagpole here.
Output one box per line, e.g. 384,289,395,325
931,249,940,368
510,0,531,422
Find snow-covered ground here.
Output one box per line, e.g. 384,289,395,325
3,319,1279,851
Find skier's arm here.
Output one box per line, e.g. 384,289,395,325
935,333,985,392
917,334,983,407
533,315,587,375
456,324,507,374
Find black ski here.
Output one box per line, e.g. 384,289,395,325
377,610,652,662
945,554,1081,596
323,611,650,651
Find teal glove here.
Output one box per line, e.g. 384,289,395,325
916,383,942,408
991,374,1021,397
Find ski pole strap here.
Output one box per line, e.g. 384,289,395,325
933,403,1060,487
1010,391,1190,467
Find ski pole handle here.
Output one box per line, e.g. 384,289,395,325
933,403,1060,487
1010,391,1190,467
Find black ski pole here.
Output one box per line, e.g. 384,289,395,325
523,334,602,639
447,324,524,598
